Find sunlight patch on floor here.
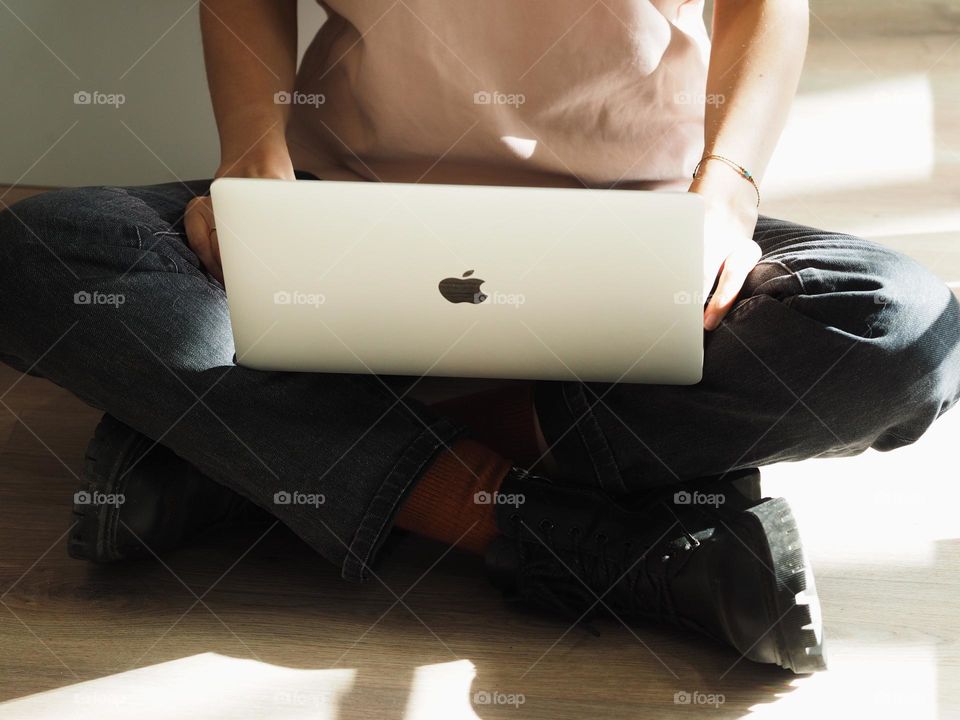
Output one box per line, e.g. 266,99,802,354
0,654,357,720
765,75,935,199
748,648,937,720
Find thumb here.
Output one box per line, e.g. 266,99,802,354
704,241,761,330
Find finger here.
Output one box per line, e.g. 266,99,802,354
198,198,225,283
184,197,224,282
209,228,225,286
703,242,761,331
184,197,209,253
185,213,223,284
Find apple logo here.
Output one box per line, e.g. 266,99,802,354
438,269,487,304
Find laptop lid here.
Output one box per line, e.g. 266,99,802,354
210,178,704,384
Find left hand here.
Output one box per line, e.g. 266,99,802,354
690,172,762,331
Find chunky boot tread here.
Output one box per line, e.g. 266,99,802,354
68,415,144,562
486,469,827,676
741,498,826,673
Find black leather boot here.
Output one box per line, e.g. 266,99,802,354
68,415,269,562
485,469,825,673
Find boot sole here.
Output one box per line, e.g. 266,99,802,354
68,416,142,562
742,497,827,673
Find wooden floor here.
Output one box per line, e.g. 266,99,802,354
3,14,960,720
3,365,954,720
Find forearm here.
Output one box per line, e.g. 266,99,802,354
691,0,809,209
199,0,298,175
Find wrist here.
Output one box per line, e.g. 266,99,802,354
216,140,294,181
216,113,294,179
689,164,759,226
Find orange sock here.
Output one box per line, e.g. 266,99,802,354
395,438,512,555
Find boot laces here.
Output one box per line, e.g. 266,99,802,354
510,500,703,627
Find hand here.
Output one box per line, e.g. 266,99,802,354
689,170,761,331
185,149,296,283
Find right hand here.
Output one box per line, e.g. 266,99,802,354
185,152,295,283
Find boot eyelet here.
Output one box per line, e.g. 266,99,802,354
539,519,555,532
570,526,582,538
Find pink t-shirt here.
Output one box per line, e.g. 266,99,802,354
287,0,710,190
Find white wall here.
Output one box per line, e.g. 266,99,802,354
0,0,326,187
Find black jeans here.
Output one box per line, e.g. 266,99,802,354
1,179,958,580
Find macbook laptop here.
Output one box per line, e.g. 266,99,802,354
210,178,704,384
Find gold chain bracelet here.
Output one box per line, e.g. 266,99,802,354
692,154,761,207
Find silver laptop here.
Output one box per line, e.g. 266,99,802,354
210,178,704,384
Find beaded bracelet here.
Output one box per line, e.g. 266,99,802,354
692,154,761,207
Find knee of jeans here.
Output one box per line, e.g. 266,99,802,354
1,186,188,284
750,235,952,338
864,242,957,342
744,235,960,413
1,186,144,249
847,243,960,413
900,278,960,415
0,193,60,288
873,276,960,446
